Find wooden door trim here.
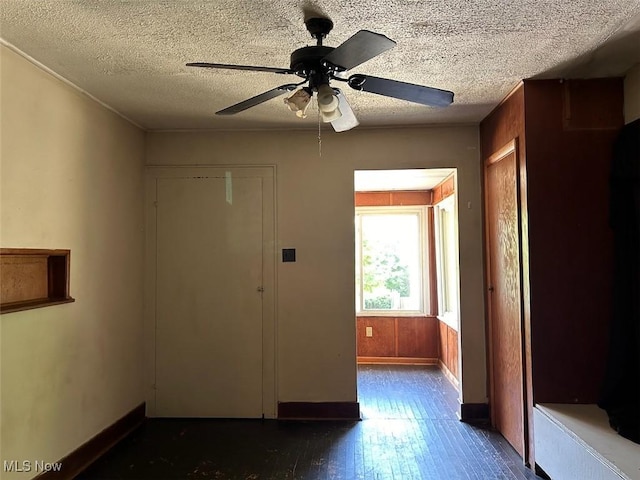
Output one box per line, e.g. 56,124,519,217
485,139,517,166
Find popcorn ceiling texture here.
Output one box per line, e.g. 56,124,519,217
1,0,639,130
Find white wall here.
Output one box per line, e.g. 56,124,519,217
146,126,487,407
624,63,640,123
0,45,145,479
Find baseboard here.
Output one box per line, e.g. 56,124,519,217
534,463,552,479
278,402,360,420
459,402,490,424
438,360,460,390
357,356,439,365
35,402,145,480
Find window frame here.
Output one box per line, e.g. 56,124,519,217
433,194,460,329
355,205,429,316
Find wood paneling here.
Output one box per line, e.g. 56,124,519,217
355,190,432,207
356,317,396,357
478,78,623,466
523,79,623,404
485,145,525,458
480,83,526,156
561,79,624,131
356,316,438,360
438,320,459,382
432,174,455,205
446,326,459,378
358,356,438,365
397,317,439,358
355,191,390,206
480,83,532,464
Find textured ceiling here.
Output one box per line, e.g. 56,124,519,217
2,1,640,131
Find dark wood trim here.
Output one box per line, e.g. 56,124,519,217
0,298,76,314
534,464,551,480
0,248,71,256
459,403,490,424
357,356,438,365
278,402,360,420
35,403,146,480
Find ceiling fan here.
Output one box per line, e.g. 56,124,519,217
186,16,454,132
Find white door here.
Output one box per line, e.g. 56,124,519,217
150,168,273,418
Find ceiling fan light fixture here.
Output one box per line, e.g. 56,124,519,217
284,88,312,118
317,84,342,122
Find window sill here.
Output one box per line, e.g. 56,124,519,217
357,311,429,317
1,297,75,314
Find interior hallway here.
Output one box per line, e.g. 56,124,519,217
77,365,541,479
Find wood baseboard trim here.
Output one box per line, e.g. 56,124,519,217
35,402,145,480
278,402,360,420
438,360,460,390
459,402,490,424
357,356,439,365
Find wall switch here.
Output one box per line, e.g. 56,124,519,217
282,248,296,262
365,326,373,337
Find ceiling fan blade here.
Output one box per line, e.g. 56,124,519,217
322,30,396,71
216,84,299,115
348,74,454,107
331,89,359,132
186,62,295,75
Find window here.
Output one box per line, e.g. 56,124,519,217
355,206,428,315
434,195,459,328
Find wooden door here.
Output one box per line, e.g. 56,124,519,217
150,168,274,418
484,141,526,457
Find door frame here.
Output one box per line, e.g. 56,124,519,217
144,165,277,418
483,139,531,461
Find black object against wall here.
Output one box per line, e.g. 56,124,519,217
599,118,640,444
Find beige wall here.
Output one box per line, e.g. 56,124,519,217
624,63,640,124
146,126,487,406
0,45,145,478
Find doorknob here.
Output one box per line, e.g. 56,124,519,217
488,286,495,292
256,286,265,292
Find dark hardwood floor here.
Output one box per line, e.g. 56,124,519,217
77,365,541,479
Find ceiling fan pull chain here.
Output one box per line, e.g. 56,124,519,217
318,106,322,157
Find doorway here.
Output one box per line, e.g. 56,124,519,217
145,166,276,418
353,168,462,405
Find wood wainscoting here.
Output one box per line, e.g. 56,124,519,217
356,316,440,365
438,320,459,388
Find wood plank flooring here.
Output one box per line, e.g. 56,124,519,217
77,365,541,479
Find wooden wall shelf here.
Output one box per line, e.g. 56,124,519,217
1,248,74,314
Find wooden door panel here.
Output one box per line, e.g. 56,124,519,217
485,147,525,457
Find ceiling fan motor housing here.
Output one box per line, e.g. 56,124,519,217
290,46,338,80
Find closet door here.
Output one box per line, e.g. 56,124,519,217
146,167,276,419
484,140,526,457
